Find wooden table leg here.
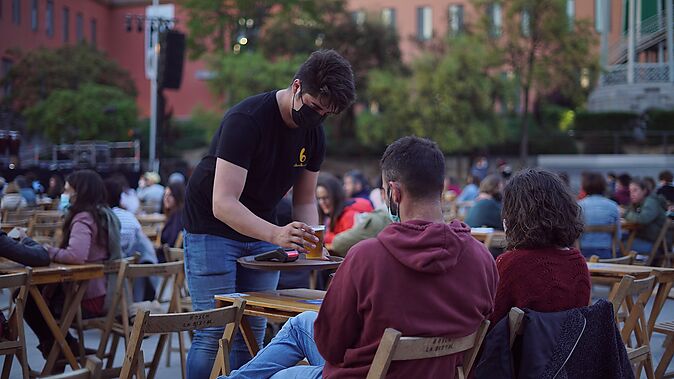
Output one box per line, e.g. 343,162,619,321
43,281,89,375
623,231,637,254
29,286,81,375
239,316,260,357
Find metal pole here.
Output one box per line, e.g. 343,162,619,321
601,0,610,68
149,0,159,172
665,0,674,83
628,0,636,83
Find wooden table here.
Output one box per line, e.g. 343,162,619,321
588,262,674,337
137,213,166,224
0,259,104,375
215,289,325,356
471,229,506,248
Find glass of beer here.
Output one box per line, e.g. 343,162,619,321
305,225,325,259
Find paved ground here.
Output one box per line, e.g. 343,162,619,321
2,285,674,378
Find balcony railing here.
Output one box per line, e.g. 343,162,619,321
601,63,671,85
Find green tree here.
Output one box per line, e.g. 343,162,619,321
23,83,137,143
474,0,598,165
358,36,505,154
2,44,136,113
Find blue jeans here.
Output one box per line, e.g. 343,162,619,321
225,311,324,379
581,247,613,259
630,238,654,255
184,232,281,379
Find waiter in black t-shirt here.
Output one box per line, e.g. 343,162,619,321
182,50,356,377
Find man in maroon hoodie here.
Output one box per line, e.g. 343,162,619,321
226,136,498,379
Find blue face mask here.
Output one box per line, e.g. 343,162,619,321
59,193,71,212
387,187,400,223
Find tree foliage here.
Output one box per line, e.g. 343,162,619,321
2,44,136,113
473,0,598,163
23,83,137,143
357,36,506,154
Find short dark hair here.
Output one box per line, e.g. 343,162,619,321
618,173,632,187
294,50,356,114
502,168,583,250
644,177,656,192
344,170,370,192
104,177,123,208
659,170,673,183
380,136,445,199
317,173,346,231
582,172,606,196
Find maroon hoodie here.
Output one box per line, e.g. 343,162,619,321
314,220,498,379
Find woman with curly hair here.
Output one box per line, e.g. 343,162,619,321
489,169,591,324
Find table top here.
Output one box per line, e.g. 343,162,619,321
0,259,104,285
587,262,674,280
215,288,325,315
137,213,166,223
237,255,343,271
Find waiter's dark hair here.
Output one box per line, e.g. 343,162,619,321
380,136,445,200
294,50,355,114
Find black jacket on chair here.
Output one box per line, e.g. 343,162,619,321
475,299,634,379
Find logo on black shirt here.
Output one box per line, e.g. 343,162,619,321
294,148,308,168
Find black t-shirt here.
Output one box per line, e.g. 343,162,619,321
184,91,326,242
657,185,674,203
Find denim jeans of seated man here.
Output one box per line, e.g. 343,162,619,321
184,232,280,379
581,247,613,260
629,238,655,255
225,311,324,379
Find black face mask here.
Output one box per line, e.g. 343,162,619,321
292,91,327,128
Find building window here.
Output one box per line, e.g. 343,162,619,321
521,9,530,36
76,12,83,42
31,0,37,31
448,4,464,36
417,6,432,41
91,18,97,47
567,0,575,28
595,0,610,32
381,7,396,30
46,0,53,36
2,59,13,98
12,0,20,24
62,7,69,43
352,10,365,26
488,3,502,37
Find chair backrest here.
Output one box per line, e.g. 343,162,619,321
508,307,526,348
119,300,246,379
366,319,490,379
164,247,184,263
608,274,657,344
588,252,636,265
578,224,620,258
641,218,673,266
42,356,102,379
0,269,31,379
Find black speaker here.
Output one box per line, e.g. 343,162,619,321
158,30,185,90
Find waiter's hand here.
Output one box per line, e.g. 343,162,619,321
272,222,318,254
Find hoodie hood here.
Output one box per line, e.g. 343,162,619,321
376,219,473,274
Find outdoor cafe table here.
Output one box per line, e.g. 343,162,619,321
0,259,104,375
215,288,326,357
587,261,674,337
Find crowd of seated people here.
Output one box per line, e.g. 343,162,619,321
464,174,503,230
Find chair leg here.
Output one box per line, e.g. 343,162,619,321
1,355,13,379
165,333,172,368
657,335,674,379
644,353,656,379
106,334,120,369
178,331,186,379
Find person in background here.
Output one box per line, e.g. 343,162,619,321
471,156,489,181
644,177,657,193
227,136,497,379
317,173,374,246
332,179,391,257
613,173,632,206
24,170,121,368
26,172,44,196
623,178,668,255
47,175,65,200
104,178,158,301
557,171,570,187
490,168,590,325
15,176,36,206
168,172,186,185
496,159,513,182
137,172,164,213
464,175,503,230
443,176,462,201
368,178,385,210
159,182,185,251
578,172,621,259
111,174,140,215
456,174,480,203
577,172,589,200
343,170,372,204
657,170,674,204
1,182,27,211
0,227,50,266
606,172,617,198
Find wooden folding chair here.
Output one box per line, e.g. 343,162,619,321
608,274,657,379
588,252,637,265
42,356,102,379
118,300,246,379
635,219,672,267
366,319,490,379
0,269,31,379
577,224,621,258
508,307,525,348
95,260,184,379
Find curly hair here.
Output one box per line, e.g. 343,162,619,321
502,168,583,250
